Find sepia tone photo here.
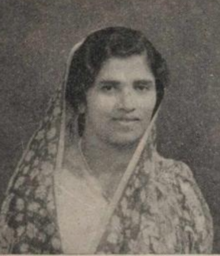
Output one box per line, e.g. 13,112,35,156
0,0,219,254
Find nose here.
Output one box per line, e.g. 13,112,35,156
117,88,135,112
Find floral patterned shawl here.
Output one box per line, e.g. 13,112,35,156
0,41,213,254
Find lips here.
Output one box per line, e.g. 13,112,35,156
113,117,140,122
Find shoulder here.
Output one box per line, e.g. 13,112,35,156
153,153,214,253
153,152,194,185
154,153,208,211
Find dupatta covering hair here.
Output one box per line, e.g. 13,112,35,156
0,30,213,254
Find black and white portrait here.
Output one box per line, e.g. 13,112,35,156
0,0,219,254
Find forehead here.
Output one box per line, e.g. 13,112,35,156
96,54,154,81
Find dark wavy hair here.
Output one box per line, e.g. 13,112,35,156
65,26,169,134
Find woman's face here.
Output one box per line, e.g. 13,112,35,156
82,54,157,147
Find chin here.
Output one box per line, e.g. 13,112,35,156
108,133,142,149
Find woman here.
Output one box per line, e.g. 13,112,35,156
0,27,213,254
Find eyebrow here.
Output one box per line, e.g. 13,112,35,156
133,79,154,86
98,79,154,85
98,80,120,86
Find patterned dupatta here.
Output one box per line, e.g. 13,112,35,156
0,41,213,254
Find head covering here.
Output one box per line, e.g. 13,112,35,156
0,28,213,254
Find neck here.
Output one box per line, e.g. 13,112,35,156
81,135,138,178
80,134,138,200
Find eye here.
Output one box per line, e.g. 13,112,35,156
136,85,149,91
101,84,115,92
134,84,150,91
134,81,153,92
98,81,119,93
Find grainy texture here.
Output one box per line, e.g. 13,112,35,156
0,0,220,252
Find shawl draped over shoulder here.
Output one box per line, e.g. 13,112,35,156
0,40,213,254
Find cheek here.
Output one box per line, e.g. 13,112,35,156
94,96,111,109
139,93,157,114
87,95,116,120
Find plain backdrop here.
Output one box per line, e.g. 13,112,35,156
1,0,220,252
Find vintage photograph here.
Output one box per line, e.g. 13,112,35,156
0,0,219,254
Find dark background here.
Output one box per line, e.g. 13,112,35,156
1,0,220,252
